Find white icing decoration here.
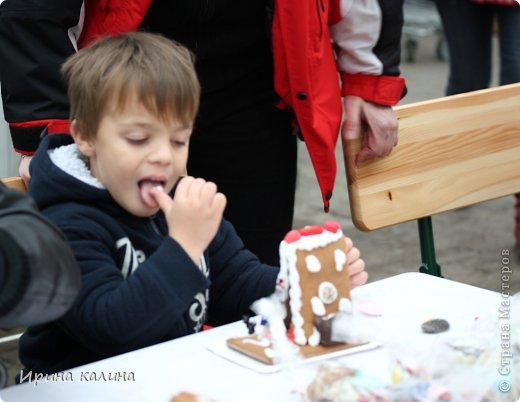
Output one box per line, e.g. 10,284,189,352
305,254,321,273
275,252,290,302
264,348,276,358
308,327,321,347
311,296,326,316
292,314,304,328
339,297,352,313
334,249,347,272
318,281,338,304
294,327,307,346
243,338,271,347
280,240,306,345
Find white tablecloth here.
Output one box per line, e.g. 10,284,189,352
1,273,502,402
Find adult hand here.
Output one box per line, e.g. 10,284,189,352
341,95,398,165
19,155,33,186
344,236,367,288
150,176,227,264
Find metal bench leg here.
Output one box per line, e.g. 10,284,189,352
418,217,442,277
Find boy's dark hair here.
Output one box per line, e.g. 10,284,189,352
61,32,200,138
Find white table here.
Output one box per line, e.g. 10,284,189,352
0,273,502,402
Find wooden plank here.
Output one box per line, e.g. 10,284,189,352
343,83,520,231
1,176,26,192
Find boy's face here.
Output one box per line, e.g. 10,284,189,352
72,97,192,217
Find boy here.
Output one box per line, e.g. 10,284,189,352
22,32,367,375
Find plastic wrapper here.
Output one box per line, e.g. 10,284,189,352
304,293,520,402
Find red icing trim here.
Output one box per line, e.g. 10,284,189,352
324,220,340,233
285,221,343,243
287,327,295,342
300,226,323,236
284,230,301,243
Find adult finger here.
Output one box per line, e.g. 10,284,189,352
355,144,378,165
355,126,394,164
341,96,362,140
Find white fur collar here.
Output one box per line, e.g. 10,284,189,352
48,144,105,189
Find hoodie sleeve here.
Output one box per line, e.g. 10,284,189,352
205,219,279,326
329,0,406,105
0,0,82,154
46,210,212,356
0,184,80,329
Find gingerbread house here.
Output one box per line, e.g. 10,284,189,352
276,221,351,347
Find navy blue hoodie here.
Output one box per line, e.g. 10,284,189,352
21,134,278,375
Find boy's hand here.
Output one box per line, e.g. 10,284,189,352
19,155,33,186
344,237,367,288
150,177,227,264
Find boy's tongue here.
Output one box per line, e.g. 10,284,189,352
139,180,162,208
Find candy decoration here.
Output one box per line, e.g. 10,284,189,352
421,318,450,334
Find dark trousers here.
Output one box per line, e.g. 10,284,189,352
188,95,297,266
433,0,520,95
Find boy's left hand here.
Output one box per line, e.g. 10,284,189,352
345,237,367,288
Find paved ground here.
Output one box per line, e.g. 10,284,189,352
1,33,518,389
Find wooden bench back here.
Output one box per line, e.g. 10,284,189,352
343,83,520,231
1,176,26,192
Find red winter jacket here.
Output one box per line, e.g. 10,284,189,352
272,0,405,209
